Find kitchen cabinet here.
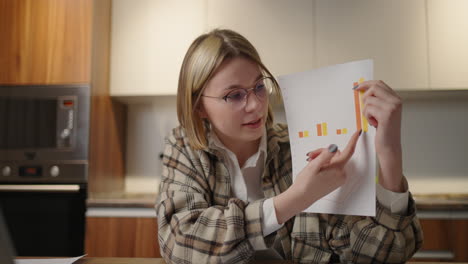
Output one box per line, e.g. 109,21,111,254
427,0,468,89
109,0,205,96
0,0,92,84
315,0,429,90
84,206,468,261
412,219,468,262
108,1,468,95
85,217,468,261
206,0,316,78
85,216,161,258
110,0,315,96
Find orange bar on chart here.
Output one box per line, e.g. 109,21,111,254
299,131,303,138
322,122,328,136
354,90,362,131
336,129,341,135
359,90,369,132
317,124,322,136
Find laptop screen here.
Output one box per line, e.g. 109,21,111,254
0,208,15,264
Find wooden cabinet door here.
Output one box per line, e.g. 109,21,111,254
86,217,468,261
0,0,92,84
85,217,161,258
427,0,468,89
315,0,429,90
110,0,205,96
206,0,315,78
412,219,468,262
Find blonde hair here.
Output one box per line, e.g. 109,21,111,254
177,29,281,150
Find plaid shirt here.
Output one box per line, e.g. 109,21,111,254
156,123,423,263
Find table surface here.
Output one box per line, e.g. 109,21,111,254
74,257,468,264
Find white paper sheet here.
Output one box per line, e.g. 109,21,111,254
278,59,376,216
15,255,85,264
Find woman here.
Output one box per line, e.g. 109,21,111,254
156,29,422,263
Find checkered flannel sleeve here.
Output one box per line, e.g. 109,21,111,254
291,195,423,263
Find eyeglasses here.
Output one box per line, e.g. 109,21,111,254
201,76,274,110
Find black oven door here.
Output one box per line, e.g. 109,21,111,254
0,183,86,257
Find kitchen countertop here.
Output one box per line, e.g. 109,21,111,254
87,192,468,211
88,192,157,208
413,193,468,210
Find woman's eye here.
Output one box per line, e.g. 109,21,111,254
227,90,245,101
255,83,266,92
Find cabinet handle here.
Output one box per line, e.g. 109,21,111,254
413,250,455,260
0,184,80,192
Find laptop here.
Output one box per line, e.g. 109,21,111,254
0,207,15,264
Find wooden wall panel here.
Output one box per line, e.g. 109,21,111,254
85,217,161,258
0,0,92,84
88,0,126,194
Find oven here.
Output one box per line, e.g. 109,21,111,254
0,84,90,257
0,184,87,256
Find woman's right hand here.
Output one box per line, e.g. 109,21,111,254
274,130,361,224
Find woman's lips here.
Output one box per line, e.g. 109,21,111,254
243,118,262,128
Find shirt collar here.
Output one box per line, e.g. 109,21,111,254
207,127,267,167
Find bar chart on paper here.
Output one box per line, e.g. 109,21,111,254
279,59,376,217
297,77,369,140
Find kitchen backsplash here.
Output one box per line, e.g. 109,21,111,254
124,92,468,195
125,96,178,193
399,92,468,194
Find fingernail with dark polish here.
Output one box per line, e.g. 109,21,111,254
352,85,359,90
306,157,311,162
306,152,311,156
359,129,363,136
328,144,338,153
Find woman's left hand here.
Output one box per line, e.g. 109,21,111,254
354,80,406,192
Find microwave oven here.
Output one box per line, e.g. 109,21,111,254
0,84,90,184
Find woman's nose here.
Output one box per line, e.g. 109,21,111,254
244,90,262,112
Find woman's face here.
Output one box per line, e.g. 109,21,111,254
199,56,269,148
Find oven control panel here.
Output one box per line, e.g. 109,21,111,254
19,166,43,177
0,163,87,183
